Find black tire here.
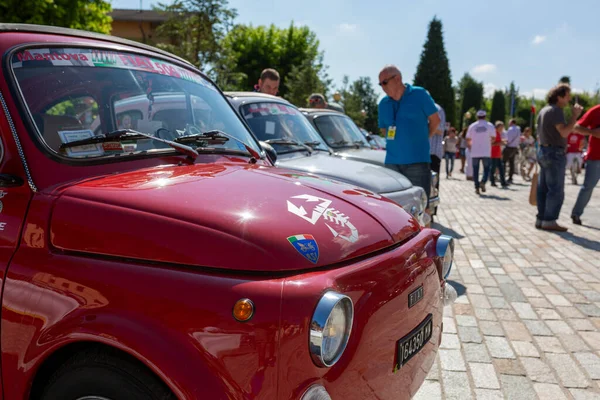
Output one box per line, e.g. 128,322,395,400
40,346,176,400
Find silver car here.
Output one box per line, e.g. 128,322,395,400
226,92,429,225
301,108,441,218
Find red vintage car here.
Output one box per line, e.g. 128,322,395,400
0,24,455,399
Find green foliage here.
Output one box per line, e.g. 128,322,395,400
154,0,237,76
285,55,331,107
338,76,379,133
490,90,506,124
413,17,455,129
0,0,112,33
219,22,329,98
456,73,484,128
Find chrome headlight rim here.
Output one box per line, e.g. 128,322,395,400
309,291,354,368
436,235,454,279
301,384,332,400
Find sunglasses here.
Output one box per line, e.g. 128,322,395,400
379,74,397,86
309,98,323,104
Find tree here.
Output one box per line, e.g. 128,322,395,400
490,90,506,124
456,73,484,128
220,22,329,98
0,0,112,33
285,55,332,107
338,76,379,133
155,0,237,77
413,17,455,128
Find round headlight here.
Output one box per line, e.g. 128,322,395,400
436,235,454,279
309,291,353,367
301,385,332,400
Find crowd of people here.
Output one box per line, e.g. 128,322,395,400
251,66,599,232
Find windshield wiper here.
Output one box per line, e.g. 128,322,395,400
353,140,368,147
303,141,323,148
174,130,261,163
59,129,199,162
331,139,349,146
264,138,313,154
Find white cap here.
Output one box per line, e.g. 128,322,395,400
476,110,487,117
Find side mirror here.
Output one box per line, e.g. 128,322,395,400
259,141,278,164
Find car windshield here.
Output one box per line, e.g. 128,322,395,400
372,135,387,149
10,48,260,160
240,102,329,153
313,115,371,149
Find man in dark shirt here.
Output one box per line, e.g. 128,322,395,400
535,84,582,231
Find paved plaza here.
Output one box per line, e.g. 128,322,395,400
415,171,600,399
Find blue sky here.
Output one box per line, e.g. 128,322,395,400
111,0,600,101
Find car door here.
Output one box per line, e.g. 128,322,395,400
0,89,35,399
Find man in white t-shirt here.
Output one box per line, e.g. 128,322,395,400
466,110,496,194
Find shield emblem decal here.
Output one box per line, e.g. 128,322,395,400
287,234,319,264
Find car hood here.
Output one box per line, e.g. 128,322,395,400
335,148,387,167
50,163,419,272
277,152,412,192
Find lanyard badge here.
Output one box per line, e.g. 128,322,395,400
387,126,397,140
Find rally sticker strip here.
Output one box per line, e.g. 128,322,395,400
287,194,358,243
12,49,215,90
287,234,319,264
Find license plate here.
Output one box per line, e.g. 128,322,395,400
395,314,433,371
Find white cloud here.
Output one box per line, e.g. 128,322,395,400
471,64,497,75
484,83,497,97
522,88,548,100
337,23,358,34
532,35,546,45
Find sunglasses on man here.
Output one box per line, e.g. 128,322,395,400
379,74,397,86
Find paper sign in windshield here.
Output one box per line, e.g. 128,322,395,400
265,121,276,135
58,130,104,157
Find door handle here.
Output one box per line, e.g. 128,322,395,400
0,174,24,187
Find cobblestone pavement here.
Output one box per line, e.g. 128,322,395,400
414,170,600,400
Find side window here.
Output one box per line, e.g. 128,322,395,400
36,96,100,152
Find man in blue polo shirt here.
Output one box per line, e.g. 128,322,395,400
378,65,441,208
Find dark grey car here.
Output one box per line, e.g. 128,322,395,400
300,108,440,216
226,92,429,225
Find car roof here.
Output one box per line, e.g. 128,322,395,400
0,23,191,66
299,107,345,115
225,91,292,103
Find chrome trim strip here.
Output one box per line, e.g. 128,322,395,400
0,90,36,192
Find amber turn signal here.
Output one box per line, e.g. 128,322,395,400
233,298,254,322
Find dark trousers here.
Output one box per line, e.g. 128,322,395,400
503,147,518,181
490,158,507,186
430,155,441,191
536,146,566,222
385,162,432,207
472,157,491,189
445,152,456,175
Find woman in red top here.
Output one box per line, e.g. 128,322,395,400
571,105,600,224
490,121,508,188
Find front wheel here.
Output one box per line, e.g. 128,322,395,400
40,347,175,400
